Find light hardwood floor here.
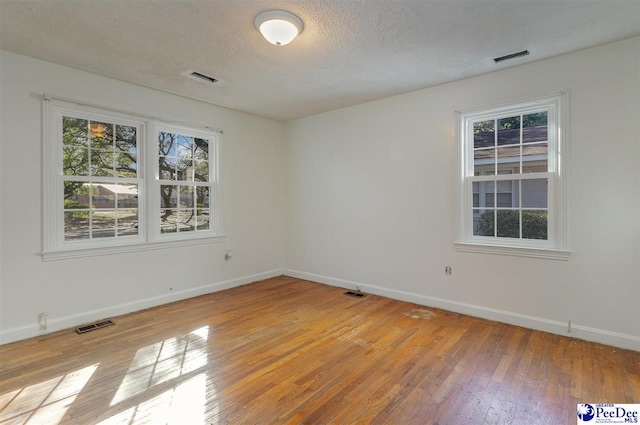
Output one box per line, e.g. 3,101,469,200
1,276,638,424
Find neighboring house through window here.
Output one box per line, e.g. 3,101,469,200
456,93,568,259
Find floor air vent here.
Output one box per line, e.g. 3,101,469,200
344,291,366,298
76,319,114,334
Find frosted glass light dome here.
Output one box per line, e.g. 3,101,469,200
255,10,303,46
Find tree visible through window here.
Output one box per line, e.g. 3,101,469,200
43,99,223,259
158,131,211,234
62,116,140,241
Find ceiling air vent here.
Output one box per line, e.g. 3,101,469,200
185,70,218,84
494,50,529,63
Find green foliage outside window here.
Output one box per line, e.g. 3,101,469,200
476,210,548,240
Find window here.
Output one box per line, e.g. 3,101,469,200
155,125,216,236
60,114,142,242
43,99,223,260
456,93,568,259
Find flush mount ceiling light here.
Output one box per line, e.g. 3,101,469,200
255,10,303,46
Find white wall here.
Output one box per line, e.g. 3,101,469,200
285,37,640,350
0,51,287,343
2,38,639,351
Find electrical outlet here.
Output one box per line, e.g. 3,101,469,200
37,312,48,331
445,266,452,275
225,250,233,260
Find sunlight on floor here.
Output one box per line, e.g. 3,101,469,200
111,326,210,406
0,364,98,425
189,326,209,341
99,372,206,425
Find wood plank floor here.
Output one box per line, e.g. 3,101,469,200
1,276,638,424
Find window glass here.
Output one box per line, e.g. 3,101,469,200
458,94,566,257
45,99,223,258
158,130,213,236
62,115,140,242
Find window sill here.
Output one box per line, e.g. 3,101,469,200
454,242,570,260
42,235,225,262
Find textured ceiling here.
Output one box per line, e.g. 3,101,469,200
1,0,639,121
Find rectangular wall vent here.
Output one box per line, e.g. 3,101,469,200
186,70,218,84
494,50,530,63
76,319,114,334
344,291,366,298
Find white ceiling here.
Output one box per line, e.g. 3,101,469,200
1,0,639,121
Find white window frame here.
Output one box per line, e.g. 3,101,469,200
455,92,569,260
42,98,224,261
150,121,222,241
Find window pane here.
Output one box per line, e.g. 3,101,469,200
91,150,114,177
160,209,178,233
64,182,91,208
115,153,137,178
496,179,518,208
64,211,90,240
522,112,547,143
92,210,115,238
160,185,177,208
63,147,89,176
497,116,520,146
159,157,177,180
115,125,137,153
176,159,194,181
522,143,548,173
473,209,494,236
177,135,193,158
63,117,88,147
474,149,495,176
197,208,210,230
496,210,520,238
194,160,209,182
521,179,547,208
473,120,494,149
522,210,548,240
159,132,177,156
496,146,520,174
194,138,209,160
116,209,138,236
196,187,210,208
118,184,139,208
179,186,194,207
475,181,494,208
91,184,115,209
89,121,114,149
177,210,195,232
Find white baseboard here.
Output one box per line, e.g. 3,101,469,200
0,269,284,345
284,269,640,352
